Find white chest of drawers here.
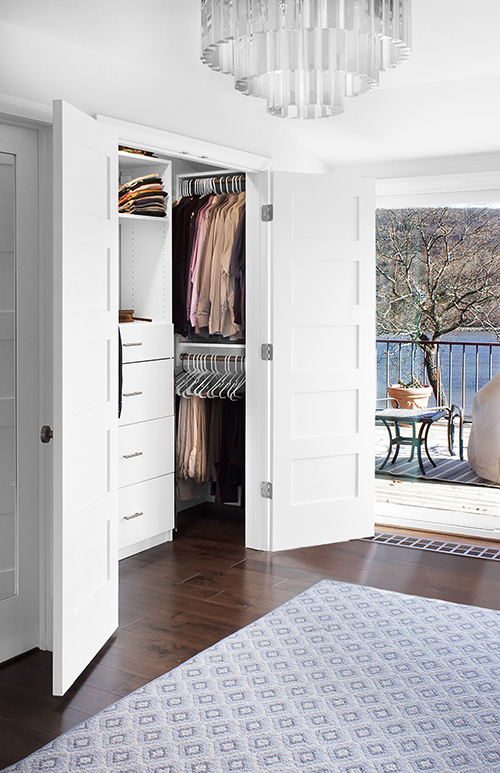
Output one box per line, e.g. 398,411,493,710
118,321,175,559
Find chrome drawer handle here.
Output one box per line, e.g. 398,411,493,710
123,451,143,459
123,391,143,397
123,342,143,347
124,511,144,521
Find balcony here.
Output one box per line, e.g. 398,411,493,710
376,337,500,516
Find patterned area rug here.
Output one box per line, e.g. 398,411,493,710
4,580,500,772
374,422,496,485
375,453,493,484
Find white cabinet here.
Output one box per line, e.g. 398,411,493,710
118,328,174,557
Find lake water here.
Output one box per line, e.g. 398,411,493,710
376,330,500,416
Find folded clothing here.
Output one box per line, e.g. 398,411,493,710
119,173,163,194
119,174,168,217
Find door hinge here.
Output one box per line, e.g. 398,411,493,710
261,204,273,222
261,481,273,499
261,343,273,361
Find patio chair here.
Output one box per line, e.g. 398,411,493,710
434,403,464,460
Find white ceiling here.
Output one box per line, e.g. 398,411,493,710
1,0,499,168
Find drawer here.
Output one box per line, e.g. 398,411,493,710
120,359,173,426
120,321,173,363
119,474,174,551
119,416,174,488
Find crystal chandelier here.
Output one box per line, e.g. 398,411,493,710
201,0,412,119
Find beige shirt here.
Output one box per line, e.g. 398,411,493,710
209,194,241,335
195,196,228,332
220,193,245,338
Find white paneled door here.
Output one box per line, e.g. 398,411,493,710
52,100,119,695
269,172,375,551
0,125,40,662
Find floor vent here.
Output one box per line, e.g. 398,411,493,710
364,532,500,561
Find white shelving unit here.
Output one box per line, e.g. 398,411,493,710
118,151,175,559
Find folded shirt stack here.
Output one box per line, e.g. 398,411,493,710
119,173,168,217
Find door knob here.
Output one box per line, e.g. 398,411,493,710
40,425,53,444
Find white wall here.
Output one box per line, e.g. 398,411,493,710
0,22,328,174
331,151,500,183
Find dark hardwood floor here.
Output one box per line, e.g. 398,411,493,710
2,503,500,770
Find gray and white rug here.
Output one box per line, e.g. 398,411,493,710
375,427,499,486
375,453,489,484
4,580,500,772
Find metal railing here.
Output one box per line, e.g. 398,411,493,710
377,338,500,419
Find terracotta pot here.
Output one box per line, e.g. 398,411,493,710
387,384,433,410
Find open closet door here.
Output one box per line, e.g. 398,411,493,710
269,172,375,551
52,100,119,695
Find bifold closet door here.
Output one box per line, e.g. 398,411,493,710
268,172,375,551
52,100,119,695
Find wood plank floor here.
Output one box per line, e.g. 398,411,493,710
2,503,500,770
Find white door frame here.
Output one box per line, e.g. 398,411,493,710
97,114,273,551
376,172,500,539
0,107,52,656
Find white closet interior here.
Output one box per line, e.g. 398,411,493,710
117,148,247,560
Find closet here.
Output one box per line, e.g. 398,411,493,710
51,99,374,695
116,150,249,561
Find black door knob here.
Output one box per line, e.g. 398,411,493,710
40,425,53,444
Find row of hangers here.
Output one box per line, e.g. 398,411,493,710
178,174,245,198
176,353,246,400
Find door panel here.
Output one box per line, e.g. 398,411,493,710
269,173,375,551
0,126,40,662
52,100,118,695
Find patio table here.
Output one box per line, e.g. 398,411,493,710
376,407,449,476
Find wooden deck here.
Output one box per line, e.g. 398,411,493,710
375,419,500,516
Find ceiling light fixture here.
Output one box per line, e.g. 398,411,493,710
201,0,412,119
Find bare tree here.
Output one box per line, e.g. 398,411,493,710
377,207,500,403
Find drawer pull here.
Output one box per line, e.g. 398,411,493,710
123,451,144,459
123,342,143,347
123,391,143,397
124,511,144,521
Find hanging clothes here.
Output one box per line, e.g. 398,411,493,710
172,195,210,338
207,397,245,504
172,190,245,341
228,209,245,337
175,395,245,504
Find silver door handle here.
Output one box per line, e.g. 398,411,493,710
123,391,143,397
122,451,143,459
123,342,143,347
124,511,144,521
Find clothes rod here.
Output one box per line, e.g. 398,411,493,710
180,173,245,183
179,353,245,362
176,169,245,180
178,173,246,196
177,341,245,348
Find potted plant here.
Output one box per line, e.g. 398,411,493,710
387,377,433,409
